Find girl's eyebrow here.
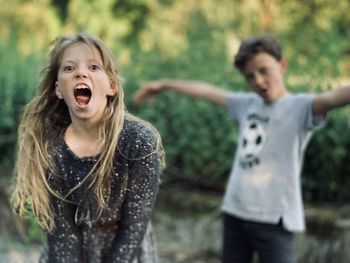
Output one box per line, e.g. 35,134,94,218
61,58,101,64
61,59,75,65
88,57,103,64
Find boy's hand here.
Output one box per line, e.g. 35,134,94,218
132,81,163,104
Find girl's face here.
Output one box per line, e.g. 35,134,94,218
55,42,116,124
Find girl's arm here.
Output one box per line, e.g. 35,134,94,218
40,174,83,263
41,197,83,262
132,79,230,107
104,127,161,263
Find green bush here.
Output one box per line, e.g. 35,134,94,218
0,38,43,241
0,38,42,172
2,0,350,245
124,26,350,204
1,24,350,207
303,111,350,203
124,21,242,188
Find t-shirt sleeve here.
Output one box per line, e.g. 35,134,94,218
227,92,255,122
300,94,327,131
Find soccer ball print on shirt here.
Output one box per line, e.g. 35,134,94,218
239,114,268,169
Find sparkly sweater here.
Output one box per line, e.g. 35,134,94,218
39,118,162,263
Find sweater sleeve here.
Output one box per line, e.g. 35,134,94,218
40,174,83,263
104,127,161,263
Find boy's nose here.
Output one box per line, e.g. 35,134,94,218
255,74,263,85
254,74,264,86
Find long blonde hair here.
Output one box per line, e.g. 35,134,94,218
12,33,162,232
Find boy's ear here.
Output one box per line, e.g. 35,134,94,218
280,58,288,71
55,82,63,99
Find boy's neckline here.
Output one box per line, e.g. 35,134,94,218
263,92,291,105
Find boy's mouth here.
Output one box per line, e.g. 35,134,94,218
74,84,91,106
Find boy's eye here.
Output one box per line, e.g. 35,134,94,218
259,68,268,75
89,64,100,71
245,73,255,81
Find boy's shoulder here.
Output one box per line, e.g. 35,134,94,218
228,91,260,101
284,92,315,104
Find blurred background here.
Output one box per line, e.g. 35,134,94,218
1,0,350,262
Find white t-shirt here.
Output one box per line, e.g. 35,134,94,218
222,92,325,232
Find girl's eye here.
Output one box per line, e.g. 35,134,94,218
63,65,73,72
89,65,100,71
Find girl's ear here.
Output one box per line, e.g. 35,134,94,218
55,82,63,99
107,82,117,96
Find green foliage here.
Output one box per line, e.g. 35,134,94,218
1,0,350,215
23,213,45,243
123,8,350,204
0,38,43,241
281,24,344,82
125,21,242,187
0,38,42,169
303,111,350,203
0,0,61,54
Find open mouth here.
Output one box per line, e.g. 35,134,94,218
74,85,92,106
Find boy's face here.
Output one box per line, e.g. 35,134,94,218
242,52,288,102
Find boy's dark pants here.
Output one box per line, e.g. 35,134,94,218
222,213,295,263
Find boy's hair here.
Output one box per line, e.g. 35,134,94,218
234,34,283,72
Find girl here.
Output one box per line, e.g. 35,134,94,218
13,33,164,263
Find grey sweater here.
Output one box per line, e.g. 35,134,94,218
40,118,162,263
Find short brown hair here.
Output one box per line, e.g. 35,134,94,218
234,34,282,72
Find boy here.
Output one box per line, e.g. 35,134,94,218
132,35,350,262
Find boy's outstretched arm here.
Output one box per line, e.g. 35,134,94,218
132,79,230,107
312,84,350,116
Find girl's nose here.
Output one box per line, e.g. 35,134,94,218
75,67,88,78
